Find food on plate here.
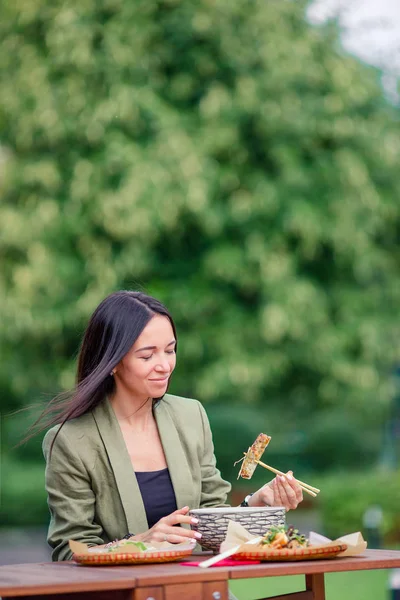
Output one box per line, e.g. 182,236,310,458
238,433,271,479
261,525,309,549
105,540,155,553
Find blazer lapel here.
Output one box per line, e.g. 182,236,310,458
92,399,149,535
154,400,195,510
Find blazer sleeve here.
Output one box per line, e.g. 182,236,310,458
197,402,231,507
43,426,104,561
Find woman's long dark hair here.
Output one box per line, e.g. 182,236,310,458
25,291,177,449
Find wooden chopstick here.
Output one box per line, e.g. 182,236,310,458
255,459,320,496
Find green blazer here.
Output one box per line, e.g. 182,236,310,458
42,394,231,561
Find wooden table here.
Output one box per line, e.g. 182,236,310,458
0,550,399,600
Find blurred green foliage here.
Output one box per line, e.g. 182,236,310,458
209,404,382,484
0,457,48,527
318,469,400,542
0,0,400,526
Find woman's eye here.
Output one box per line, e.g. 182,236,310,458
140,356,152,361
166,350,175,355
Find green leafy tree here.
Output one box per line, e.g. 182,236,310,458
1,0,400,524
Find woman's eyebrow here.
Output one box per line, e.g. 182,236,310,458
135,340,176,353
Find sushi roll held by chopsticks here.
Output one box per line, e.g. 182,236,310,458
238,433,271,479
236,433,320,497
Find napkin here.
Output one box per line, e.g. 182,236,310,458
220,521,259,553
181,559,261,567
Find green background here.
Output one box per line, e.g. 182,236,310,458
0,0,399,551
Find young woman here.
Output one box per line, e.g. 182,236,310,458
41,291,303,561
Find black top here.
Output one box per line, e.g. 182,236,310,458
135,468,178,528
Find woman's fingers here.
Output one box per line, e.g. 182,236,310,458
163,506,190,521
165,525,202,540
275,473,302,510
279,476,297,509
272,477,284,506
144,525,199,544
284,471,303,505
161,508,199,527
153,526,201,543
252,473,304,510
174,506,190,514
287,471,303,503
152,507,202,542
165,506,190,520
137,506,203,545
161,532,197,544
167,513,196,526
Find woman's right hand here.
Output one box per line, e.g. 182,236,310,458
134,506,202,544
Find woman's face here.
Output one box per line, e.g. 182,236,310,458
113,315,176,401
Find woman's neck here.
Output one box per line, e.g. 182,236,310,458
109,390,153,430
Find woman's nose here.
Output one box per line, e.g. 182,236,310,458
155,357,170,371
